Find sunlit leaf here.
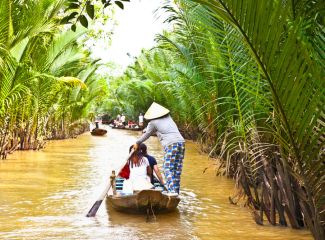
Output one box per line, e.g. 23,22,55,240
68,3,80,9
86,3,95,19
79,15,88,28
115,1,124,9
71,24,77,31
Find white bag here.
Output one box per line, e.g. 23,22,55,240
122,179,133,194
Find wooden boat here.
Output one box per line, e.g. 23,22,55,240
110,125,125,129
106,177,180,213
106,189,180,213
110,125,143,131
91,128,107,136
124,126,143,131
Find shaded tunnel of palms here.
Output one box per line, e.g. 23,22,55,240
0,0,323,239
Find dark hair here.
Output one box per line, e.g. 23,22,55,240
128,145,145,168
139,143,147,155
129,145,135,153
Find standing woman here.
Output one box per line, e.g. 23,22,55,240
133,102,185,195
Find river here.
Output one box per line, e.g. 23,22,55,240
0,127,312,239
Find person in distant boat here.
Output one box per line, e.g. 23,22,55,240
138,112,144,127
122,145,153,194
116,114,121,122
114,114,121,127
133,102,185,195
128,120,137,129
120,114,126,126
139,143,165,185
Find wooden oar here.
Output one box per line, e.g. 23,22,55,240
86,149,134,217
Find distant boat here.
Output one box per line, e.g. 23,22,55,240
90,122,108,136
91,128,107,136
110,125,143,131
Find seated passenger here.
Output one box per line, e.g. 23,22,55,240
122,145,153,194
139,143,165,186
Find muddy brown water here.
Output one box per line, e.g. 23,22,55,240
0,126,312,239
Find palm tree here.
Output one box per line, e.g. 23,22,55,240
189,0,325,238
0,0,108,155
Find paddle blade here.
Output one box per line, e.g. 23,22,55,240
86,200,103,217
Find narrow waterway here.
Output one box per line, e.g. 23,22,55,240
0,127,312,240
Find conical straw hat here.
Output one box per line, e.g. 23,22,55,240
144,102,170,120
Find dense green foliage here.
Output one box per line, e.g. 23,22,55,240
0,0,107,155
104,0,324,238
0,0,323,238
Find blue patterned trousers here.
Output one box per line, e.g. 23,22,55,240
163,142,185,194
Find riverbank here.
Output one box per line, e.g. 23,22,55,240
0,122,90,160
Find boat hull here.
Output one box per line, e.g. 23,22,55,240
110,125,143,131
106,189,180,213
91,128,107,136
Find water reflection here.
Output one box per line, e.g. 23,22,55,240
0,127,312,239
106,202,191,240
